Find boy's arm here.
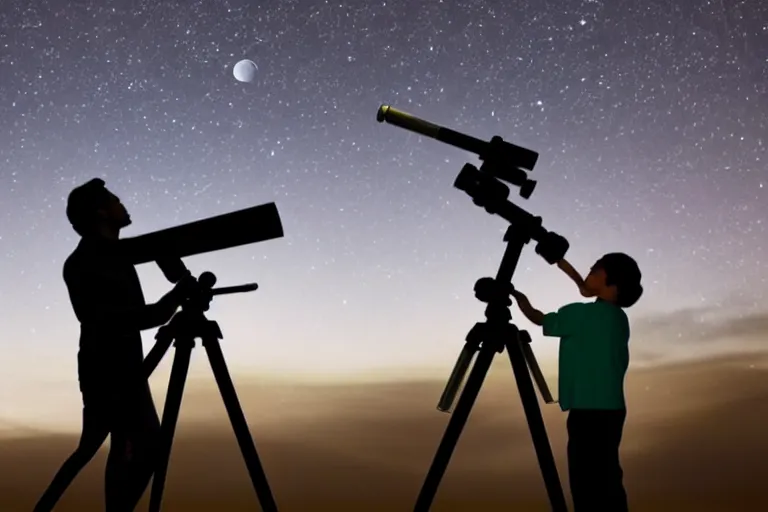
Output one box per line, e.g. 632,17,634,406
541,303,583,337
557,259,595,297
511,290,545,326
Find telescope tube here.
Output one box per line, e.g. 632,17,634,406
377,105,488,156
211,283,259,296
377,105,538,170
122,202,284,265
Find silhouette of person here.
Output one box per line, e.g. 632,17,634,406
35,178,190,512
512,254,643,512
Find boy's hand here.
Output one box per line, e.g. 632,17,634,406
510,288,545,326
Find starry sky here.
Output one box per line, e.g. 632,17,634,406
0,0,766,430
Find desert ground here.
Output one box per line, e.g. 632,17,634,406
3,352,767,511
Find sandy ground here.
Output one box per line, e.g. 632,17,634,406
3,353,767,511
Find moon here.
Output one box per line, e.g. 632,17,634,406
233,59,258,83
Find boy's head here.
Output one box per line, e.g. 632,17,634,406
584,253,643,308
66,178,132,237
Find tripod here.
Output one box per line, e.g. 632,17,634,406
376,104,573,511
414,224,567,511
148,271,278,512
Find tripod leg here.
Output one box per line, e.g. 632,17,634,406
204,336,279,512
148,339,194,512
505,338,568,512
414,343,496,512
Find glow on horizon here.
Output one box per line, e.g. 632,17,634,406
1,1,766,435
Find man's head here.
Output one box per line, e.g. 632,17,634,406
66,178,132,238
584,252,643,308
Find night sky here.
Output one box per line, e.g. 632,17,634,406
0,0,766,433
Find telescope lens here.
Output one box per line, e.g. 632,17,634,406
376,105,390,123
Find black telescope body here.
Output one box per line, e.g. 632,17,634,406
377,105,540,200
121,202,284,270
126,205,284,512
377,104,570,511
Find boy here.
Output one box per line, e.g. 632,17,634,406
511,253,643,512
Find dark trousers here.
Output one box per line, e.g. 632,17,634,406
567,408,628,512
35,359,159,512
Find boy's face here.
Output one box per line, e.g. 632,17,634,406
585,263,618,302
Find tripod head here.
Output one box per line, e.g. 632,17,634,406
377,104,569,264
155,270,259,346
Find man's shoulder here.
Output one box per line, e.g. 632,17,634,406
63,239,108,278
63,242,85,276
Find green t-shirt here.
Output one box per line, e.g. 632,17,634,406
542,300,630,412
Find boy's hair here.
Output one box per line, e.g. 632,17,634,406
66,178,111,237
595,252,643,308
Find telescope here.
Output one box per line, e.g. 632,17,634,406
128,202,284,512
119,201,284,280
377,104,568,260
377,105,538,200
113,203,285,512
378,105,570,512
34,200,285,512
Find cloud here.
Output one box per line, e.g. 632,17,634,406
4,352,768,511
629,305,768,364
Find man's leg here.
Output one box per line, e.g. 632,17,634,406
121,382,161,509
102,378,161,512
104,432,133,511
33,405,110,512
104,380,145,512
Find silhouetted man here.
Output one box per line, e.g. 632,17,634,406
35,178,190,511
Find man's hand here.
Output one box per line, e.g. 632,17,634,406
170,274,198,304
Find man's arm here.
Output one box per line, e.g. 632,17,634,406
64,260,186,332
140,290,184,330
511,290,545,326
557,259,595,298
